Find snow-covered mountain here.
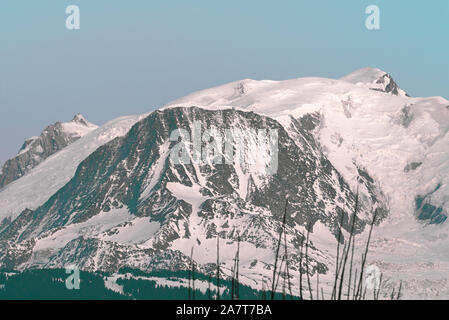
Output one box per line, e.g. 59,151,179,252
0,114,145,230
0,114,98,189
0,107,387,283
1,67,448,299
165,68,449,226
165,68,449,298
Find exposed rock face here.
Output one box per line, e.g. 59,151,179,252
0,114,97,189
373,73,407,96
44,237,196,274
416,184,447,224
0,107,387,277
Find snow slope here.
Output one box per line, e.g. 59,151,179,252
0,114,145,224
0,114,99,188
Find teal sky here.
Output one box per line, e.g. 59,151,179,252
1,0,448,164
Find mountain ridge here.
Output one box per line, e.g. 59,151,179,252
0,114,97,189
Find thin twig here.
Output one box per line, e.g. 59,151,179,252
355,209,378,300
216,234,220,300
316,266,320,301
338,191,359,300
299,237,304,300
397,281,403,300
305,221,313,300
347,236,355,300
283,212,293,299
332,210,345,300
271,199,288,299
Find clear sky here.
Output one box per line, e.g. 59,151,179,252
1,0,448,164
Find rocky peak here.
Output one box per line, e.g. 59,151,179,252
71,114,90,126
340,67,408,96
0,115,97,189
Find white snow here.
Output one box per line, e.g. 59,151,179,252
139,141,170,201
166,182,209,213
30,207,161,267
101,216,160,245
104,274,125,294
33,208,132,254
340,67,387,85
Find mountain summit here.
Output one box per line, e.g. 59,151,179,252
71,113,91,126
340,67,408,96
